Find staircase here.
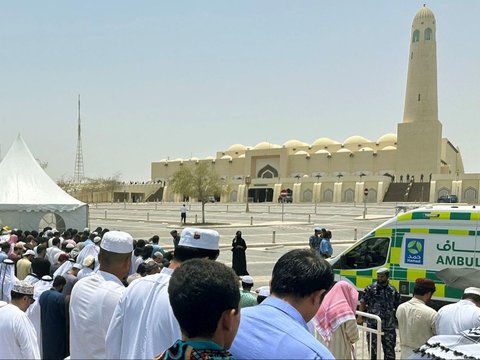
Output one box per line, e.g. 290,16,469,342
145,187,164,202
383,182,430,202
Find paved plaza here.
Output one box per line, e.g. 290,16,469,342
89,202,403,287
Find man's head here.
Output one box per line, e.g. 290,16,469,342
52,237,60,247
169,259,240,348
314,227,321,235
151,235,160,244
10,280,35,312
152,251,163,264
257,286,270,304
23,249,35,261
170,230,178,238
463,287,480,306
98,230,134,280
36,244,47,258
376,267,390,285
413,278,436,301
0,242,10,253
71,263,82,276
270,248,334,322
174,228,220,263
241,275,254,291
143,259,160,275
53,275,66,292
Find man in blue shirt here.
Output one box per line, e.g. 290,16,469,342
320,230,333,259
229,248,334,359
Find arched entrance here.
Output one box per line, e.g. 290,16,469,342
248,188,274,203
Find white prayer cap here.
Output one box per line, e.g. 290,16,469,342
93,236,101,243
83,255,95,267
41,275,53,282
24,250,36,257
178,228,220,250
13,280,34,296
257,286,270,297
464,287,480,296
100,231,133,254
241,275,254,285
153,251,163,258
66,243,75,249
72,263,83,270
376,267,390,275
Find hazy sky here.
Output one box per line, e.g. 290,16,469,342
1,1,479,181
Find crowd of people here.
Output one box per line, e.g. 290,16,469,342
1,224,480,359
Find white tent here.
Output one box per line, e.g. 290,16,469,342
0,135,88,231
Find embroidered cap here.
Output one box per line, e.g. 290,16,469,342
241,275,254,285
464,287,480,296
178,228,220,250
100,231,134,254
13,280,34,296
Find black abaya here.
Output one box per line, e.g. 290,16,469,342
232,236,248,276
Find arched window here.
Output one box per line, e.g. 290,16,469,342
438,188,449,198
230,190,238,202
257,165,278,179
412,30,420,43
323,189,333,202
425,28,432,41
464,187,477,203
344,188,354,203
366,188,377,203
303,189,313,202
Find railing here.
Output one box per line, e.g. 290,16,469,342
315,310,383,359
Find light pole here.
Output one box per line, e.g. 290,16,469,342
245,176,251,213
315,174,321,214
363,188,368,219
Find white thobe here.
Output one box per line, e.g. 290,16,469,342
106,267,181,359
436,299,480,335
46,246,61,265
27,279,53,355
69,270,125,359
0,304,41,359
76,267,94,280
396,297,437,358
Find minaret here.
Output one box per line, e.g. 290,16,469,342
396,5,442,178
74,95,85,183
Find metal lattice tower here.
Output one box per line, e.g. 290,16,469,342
74,95,85,183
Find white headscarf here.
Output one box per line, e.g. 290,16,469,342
0,260,17,302
24,273,40,285
75,243,98,269
53,260,74,278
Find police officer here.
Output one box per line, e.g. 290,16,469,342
308,227,323,255
357,267,400,360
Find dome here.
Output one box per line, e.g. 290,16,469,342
159,159,167,163
238,154,246,158
382,145,397,151
311,137,340,147
344,135,371,145
294,150,309,155
204,156,215,160
358,147,374,152
173,158,183,162
283,139,309,148
254,142,281,150
314,149,331,155
377,133,397,144
337,148,352,154
220,155,232,160
227,143,246,152
414,5,435,21
189,157,199,161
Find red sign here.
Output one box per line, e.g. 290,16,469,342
364,188,369,196
280,190,288,198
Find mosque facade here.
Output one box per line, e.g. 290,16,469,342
151,6,467,204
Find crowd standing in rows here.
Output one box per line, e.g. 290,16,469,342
1,224,480,359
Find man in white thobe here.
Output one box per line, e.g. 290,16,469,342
69,231,133,359
396,278,437,358
436,287,480,335
106,228,220,359
0,280,40,359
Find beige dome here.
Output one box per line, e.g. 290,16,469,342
382,145,397,151
283,139,309,148
294,150,309,155
254,142,280,150
358,147,374,152
173,158,183,162
227,144,246,152
220,155,232,160
414,5,435,21
238,154,246,158
314,149,331,155
337,148,352,154
312,137,340,147
344,135,371,145
204,156,215,160
159,159,168,163
377,133,397,144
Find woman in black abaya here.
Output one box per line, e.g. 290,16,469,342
231,230,248,276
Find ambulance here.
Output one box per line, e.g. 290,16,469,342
329,205,480,308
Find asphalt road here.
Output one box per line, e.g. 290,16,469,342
89,202,400,287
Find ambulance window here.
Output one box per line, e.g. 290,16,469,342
339,237,390,270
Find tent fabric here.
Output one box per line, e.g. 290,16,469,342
0,135,88,230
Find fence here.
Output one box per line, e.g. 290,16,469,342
315,310,383,359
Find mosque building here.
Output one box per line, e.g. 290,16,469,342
151,5,468,204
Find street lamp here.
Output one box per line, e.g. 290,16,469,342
315,174,321,214
245,176,251,213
